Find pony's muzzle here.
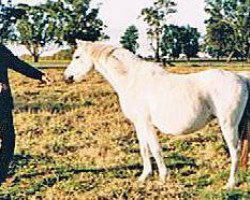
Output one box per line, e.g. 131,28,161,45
64,75,74,84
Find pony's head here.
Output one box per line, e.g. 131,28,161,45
64,40,94,83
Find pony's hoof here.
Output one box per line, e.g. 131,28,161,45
138,172,151,182
138,175,147,182
159,169,168,182
138,176,146,183
159,175,167,183
225,181,235,190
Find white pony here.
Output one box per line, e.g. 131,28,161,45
64,40,250,189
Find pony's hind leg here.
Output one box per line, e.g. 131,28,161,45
217,86,247,189
221,125,239,189
134,120,167,182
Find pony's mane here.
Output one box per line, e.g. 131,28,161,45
84,41,165,75
86,42,142,68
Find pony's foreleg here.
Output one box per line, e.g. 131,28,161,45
135,124,152,182
221,126,239,189
135,121,167,182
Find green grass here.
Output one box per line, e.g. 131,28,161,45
0,64,250,199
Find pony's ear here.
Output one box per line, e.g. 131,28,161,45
76,39,84,45
75,39,92,48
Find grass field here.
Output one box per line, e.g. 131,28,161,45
0,63,250,199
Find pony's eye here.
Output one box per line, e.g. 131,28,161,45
75,56,80,59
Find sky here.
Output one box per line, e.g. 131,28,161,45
8,0,207,56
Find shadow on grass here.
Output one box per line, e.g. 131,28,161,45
165,153,197,169
9,154,56,175
9,154,35,173
10,152,197,182
1,152,197,198
15,101,89,114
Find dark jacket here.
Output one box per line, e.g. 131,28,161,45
0,44,44,111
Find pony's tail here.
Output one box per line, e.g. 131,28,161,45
238,74,250,170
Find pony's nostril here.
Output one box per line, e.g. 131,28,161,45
65,75,74,83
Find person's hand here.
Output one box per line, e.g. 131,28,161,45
40,74,52,85
0,83,8,93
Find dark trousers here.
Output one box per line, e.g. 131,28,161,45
0,109,15,181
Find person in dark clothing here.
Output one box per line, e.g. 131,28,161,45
0,44,50,182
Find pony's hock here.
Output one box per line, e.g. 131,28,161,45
64,40,250,189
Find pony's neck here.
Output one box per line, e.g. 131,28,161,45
94,56,131,95
87,43,165,95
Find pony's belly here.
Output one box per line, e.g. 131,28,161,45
152,114,212,135
150,102,213,135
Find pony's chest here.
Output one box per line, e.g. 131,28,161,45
118,93,148,121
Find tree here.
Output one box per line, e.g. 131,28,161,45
161,25,182,60
161,25,200,60
205,0,250,61
120,25,139,54
182,26,200,60
140,0,176,61
206,21,234,60
45,0,107,51
0,0,25,43
16,4,56,62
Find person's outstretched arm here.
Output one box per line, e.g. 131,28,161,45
0,45,47,81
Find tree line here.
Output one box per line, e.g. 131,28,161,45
205,0,250,61
0,0,249,62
